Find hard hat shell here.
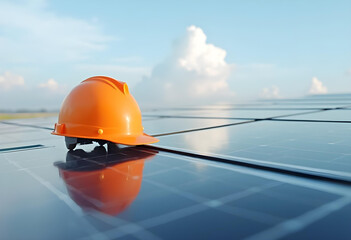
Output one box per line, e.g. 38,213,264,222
52,76,158,145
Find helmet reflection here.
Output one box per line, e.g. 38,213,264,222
55,145,157,216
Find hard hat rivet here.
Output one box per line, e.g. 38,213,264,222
98,129,103,135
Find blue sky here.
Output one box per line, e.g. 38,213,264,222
0,0,350,109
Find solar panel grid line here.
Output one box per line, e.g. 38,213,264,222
143,109,327,120
3,154,109,240
87,204,208,240
225,143,347,164
64,184,105,208
70,151,284,239
142,172,285,224
0,127,40,134
84,211,162,240
238,140,347,160
149,108,349,137
5,155,82,215
1,142,350,238
93,186,276,240
87,175,321,240
220,138,300,156
0,135,55,146
0,144,50,153
142,145,351,185
144,177,211,203
147,150,351,197
0,107,337,136
216,204,284,225
1,109,350,184
0,105,348,140
331,154,351,163
192,146,351,180
144,115,351,124
146,107,327,111
143,165,185,177
0,121,54,130
244,197,351,240
0,144,44,152
142,108,346,184
11,163,58,173
274,110,351,122
152,120,256,137
266,119,351,124
3,148,231,238
1,97,351,239
231,141,349,169
6,116,253,138
138,204,208,231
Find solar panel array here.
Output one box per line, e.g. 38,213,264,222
0,95,350,240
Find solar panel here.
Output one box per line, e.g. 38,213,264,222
0,96,350,240
278,109,351,121
153,120,351,180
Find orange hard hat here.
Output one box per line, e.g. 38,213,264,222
55,146,157,215
52,76,158,149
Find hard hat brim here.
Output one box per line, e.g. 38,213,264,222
52,126,158,146
109,133,159,146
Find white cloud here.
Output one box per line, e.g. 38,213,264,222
0,72,25,90
0,72,69,110
0,0,110,64
133,25,234,106
260,85,281,99
178,25,228,77
309,77,327,94
37,78,70,96
38,78,59,91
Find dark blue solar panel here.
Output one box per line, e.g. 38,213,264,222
1,96,351,239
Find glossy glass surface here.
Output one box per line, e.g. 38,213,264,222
1,96,351,239
1,135,349,240
155,120,351,180
278,109,351,121
142,117,242,135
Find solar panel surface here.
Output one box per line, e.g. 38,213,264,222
0,95,350,240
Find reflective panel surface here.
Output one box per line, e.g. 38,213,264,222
155,120,351,180
1,96,351,239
